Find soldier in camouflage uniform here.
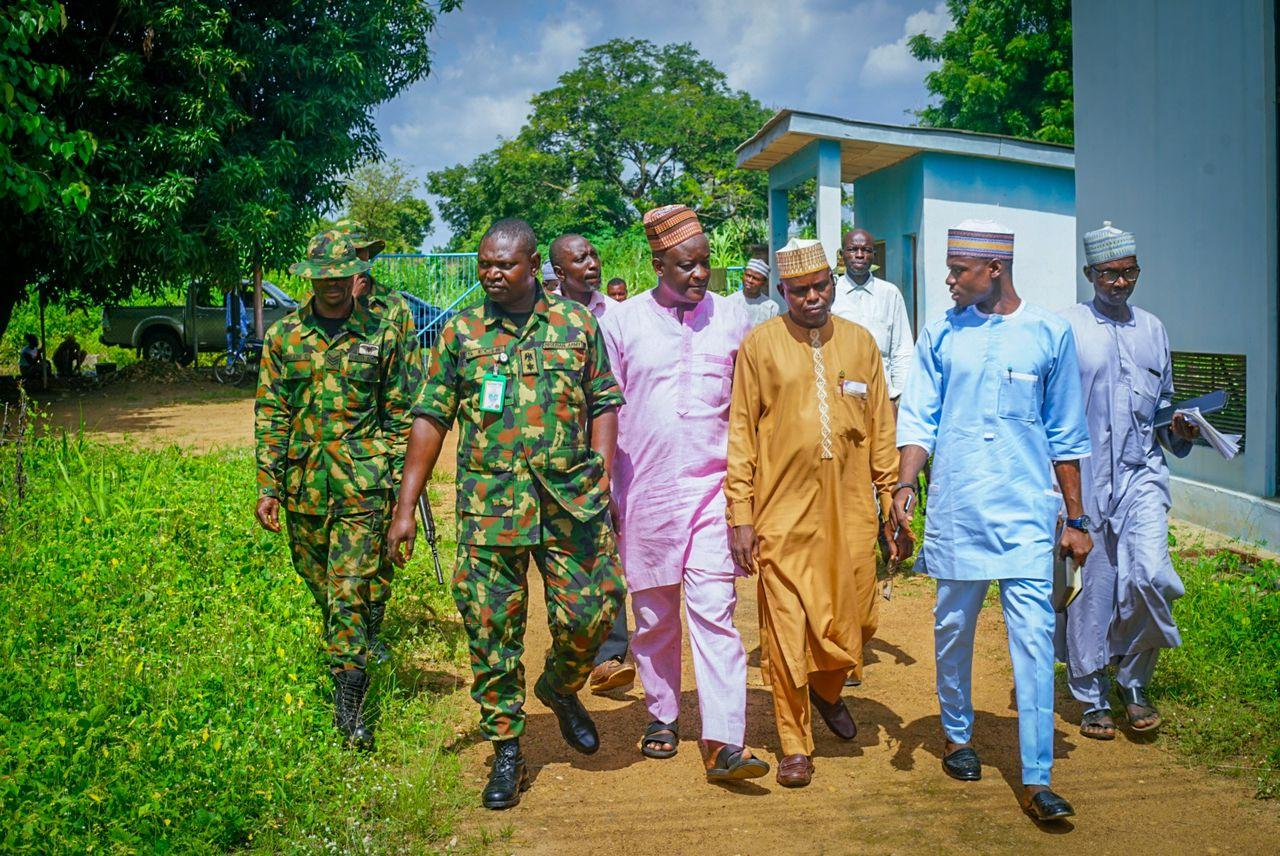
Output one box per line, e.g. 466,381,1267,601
334,218,418,664
254,229,422,751
387,218,625,810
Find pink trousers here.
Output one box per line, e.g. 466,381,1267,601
629,566,746,745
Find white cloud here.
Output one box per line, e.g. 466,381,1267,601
861,0,950,86
370,0,945,247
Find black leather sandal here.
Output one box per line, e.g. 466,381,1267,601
641,720,678,759
1080,708,1117,740
1117,686,1162,733
701,741,770,781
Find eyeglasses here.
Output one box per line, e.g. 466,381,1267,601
1092,266,1141,285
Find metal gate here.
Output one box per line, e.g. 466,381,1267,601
371,253,481,348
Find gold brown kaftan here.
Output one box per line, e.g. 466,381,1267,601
726,315,899,694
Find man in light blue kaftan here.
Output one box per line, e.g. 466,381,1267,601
893,220,1094,823
1058,222,1200,740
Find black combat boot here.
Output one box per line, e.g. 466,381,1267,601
482,738,529,810
332,669,375,752
366,601,390,665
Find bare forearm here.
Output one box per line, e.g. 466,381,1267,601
394,416,447,519
1053,459,1085,518
590,407,618,473
897,444,929,486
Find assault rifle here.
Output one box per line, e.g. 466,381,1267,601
416,488,445,585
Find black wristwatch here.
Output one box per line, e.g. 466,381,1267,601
892,482,917,495
1064,515,1092,532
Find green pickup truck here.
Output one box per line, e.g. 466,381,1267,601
100,281,298,364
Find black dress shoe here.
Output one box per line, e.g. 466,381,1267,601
1024,789,1075,821
809,687,857,740
534,674,599,755
482,739,529,810
941,746,982,781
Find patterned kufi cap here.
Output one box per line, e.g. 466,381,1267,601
643,204,704,253
333,217,386,258
745,258,770,277
775,238,830,279
288,229,374,279
947,219,1015,260
1083,220,1137,266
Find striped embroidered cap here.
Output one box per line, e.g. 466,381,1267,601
946,219,1015,260
776,238,830,279
643,204,704,253
745,258,770,277
1083,220,1137,266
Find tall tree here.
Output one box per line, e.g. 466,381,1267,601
428,39,770,249
909,0,1073,144
0,0,459,339
340,159,434,253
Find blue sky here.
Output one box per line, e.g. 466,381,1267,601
373,0,952,247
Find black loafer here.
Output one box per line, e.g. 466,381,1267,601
809,687,857,740
1024,789,1075,821
534,674,599,755
941,747,982,781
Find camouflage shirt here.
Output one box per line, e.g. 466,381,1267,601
416,288,624,546
255,295,422,513
366,276,417,340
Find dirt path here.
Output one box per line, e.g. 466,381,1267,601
38,381,257,450
40,386,1280,852
456,574,1280,855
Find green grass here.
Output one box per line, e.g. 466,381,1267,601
0,427,474,853
1154,535,1280,798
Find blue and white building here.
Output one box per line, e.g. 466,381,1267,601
1074,1,1279,544
735,111,1077,330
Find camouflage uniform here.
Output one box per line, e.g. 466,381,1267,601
417,287,626,740
335,219,419,615
255,232,421,675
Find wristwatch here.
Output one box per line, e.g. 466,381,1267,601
1064,515,1092,532
892,482,917,495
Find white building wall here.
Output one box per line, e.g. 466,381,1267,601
919,198,1078,325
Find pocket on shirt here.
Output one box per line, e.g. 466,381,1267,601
997,370,1040,423
693,354,733,406
836,386,868,443
1128,371,1160,423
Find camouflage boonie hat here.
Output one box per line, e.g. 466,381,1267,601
289,229,375,279
334,217,387,258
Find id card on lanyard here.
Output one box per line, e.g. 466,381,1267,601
480,373,507,413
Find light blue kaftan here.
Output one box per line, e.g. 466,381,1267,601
898,302,1092,580
1057,300,1189,701
898,300,1091,787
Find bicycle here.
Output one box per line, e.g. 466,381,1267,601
212,330,263,386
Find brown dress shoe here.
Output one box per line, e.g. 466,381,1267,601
776,754,814,788
589,658,636,695
809,687,857,740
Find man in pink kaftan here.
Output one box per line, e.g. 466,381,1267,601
600,204,768,782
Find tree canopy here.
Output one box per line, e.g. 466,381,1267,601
1,0,458,338
428,39,771,249
909,0,1073,144
338,159,434,253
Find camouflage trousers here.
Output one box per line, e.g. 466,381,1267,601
455,504,625,741
286,493,390,674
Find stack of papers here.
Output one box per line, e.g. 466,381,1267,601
1175,406,1241,459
